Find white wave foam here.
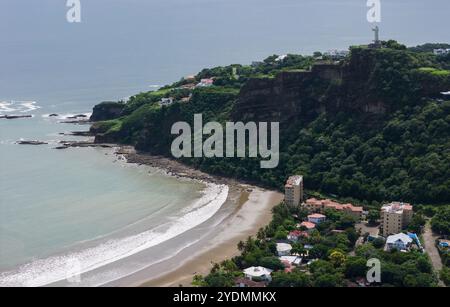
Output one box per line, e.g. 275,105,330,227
0,183,229,287
0,100,40,114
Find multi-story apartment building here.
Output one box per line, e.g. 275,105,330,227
380,202,413,237
284,175,304,207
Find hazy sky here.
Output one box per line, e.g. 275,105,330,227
1,0,449,109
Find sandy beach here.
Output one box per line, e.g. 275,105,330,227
111,148,283,287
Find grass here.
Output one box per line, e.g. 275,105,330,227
418,67,450,76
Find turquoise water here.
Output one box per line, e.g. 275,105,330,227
0,0,448,286
0,115,206,266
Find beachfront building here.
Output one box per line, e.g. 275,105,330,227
284,175,304,207
276,243,292,256
303,198,363,220
243,266,273,282
159,97,174,106
380,202,413,237
307,213,326,224
385,233,413,252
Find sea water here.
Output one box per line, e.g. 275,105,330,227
0,0,448,286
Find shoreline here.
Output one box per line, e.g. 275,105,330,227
111,147,283,287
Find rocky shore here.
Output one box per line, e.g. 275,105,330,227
1,115,32,119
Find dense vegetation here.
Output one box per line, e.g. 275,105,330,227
194,204,437,287
91,42,450,206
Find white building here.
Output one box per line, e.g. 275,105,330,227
385,233,413,251
284,175,304,207
196,78,214,87
433,49,450,56
243,266,273,282
276,243,292,256
279,256,302,266
275,54,288,62
324,49,350,59
159,97,174,106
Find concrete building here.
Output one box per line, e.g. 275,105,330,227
307,213,326,224
284,175,304,207
159,97,174,106
385,233,413,251
433,48,450,56
243,266,273,282
380,202,413,237
276,243,292,256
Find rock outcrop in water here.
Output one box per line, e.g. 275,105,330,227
1,115,33,119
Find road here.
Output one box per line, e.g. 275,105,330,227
423,221,445,287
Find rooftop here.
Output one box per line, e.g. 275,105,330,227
381,202,413,214
386,233,413,245
308,213,326,219
276,243,292,252
285,175,303,187
300,221,316,229
243,266,273,277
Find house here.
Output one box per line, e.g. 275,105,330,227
284,175,304,207
385,233,413,251
287,230,309,242
235,277,267,288
307,213,326,224
159,97,174,106
433,48,450,56
184,75,196,82
380,202,413,237
324,49,349,59
276,243,292,256
303,198,363,220
275,54,288,62
299,221,316,231
243,266,273,282
279,255,302,266
196,78,214,87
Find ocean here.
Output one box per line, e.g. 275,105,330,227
0,0,449,286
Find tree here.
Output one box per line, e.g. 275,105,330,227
344,256,367,278
270,271,312,287
372,237,385,249
431,206,450,235
313,273,343,287
367,210,380,225
259,257,285,271
329,250,346,267
440,267,450,286
204,272,235,287
408,214,426,234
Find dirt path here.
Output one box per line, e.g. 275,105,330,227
423,221,445,287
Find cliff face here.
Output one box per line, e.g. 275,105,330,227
232,48,449,125
90,101,125,121
232,61,384,125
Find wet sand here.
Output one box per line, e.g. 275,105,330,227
139,188,282,287
110,148,283,287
